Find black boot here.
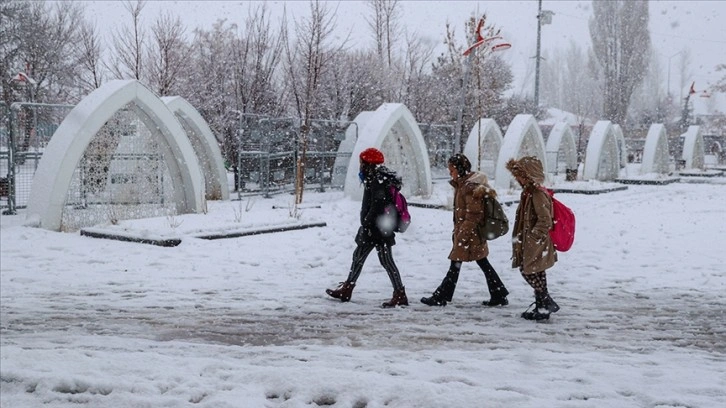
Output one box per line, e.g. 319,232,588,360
542,294,560,313
421,275,457,306
479,259,508,306
420,289,447,306
521,294,549,321
483,288,509,307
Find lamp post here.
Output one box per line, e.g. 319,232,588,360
534,0,554,111
667,50,683,101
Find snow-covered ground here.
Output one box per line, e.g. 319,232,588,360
1,181,725,407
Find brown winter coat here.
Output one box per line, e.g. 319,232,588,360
448,172,496,262
507,157,557,274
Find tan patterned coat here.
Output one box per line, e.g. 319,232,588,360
507,157,557,274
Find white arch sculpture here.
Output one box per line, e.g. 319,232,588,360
343,103,432,199
463,118,503,179
27,80,205,231
681,125,705,170
544,121,578,176
641,123,670,175
494,114,548,190
582,120,620,181
332,113,368,188
612,124,628,168
162,96,229,200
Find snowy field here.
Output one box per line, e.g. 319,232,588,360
1,180,725,407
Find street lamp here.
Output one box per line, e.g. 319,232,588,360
667,51,683,101
534,0,554,110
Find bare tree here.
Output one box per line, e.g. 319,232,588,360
1,0,29,106
430,15,513,139
283,0,342,204
713,64,726,93
181,20,237,144
108,0,147,80
366,0,400,66
0,1,84,104
75,18,104,94
146,12,190,96
233,3,284,115
589,0,651,129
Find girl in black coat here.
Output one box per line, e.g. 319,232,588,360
326,148,408,308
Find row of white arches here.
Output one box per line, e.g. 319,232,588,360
26,80,707,230
339,103,706,195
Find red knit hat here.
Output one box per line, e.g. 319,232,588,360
359,147,385,165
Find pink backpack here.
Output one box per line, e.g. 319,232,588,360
540,187,575,252
389,185,411,233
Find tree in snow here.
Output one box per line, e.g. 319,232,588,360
283,0,343,204
108,0,147,81
429,15,513,147
1,1,84,105
75,18,105,95
366,0,400,68
146,11,191,97
589,0,651,129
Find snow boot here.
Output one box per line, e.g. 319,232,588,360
421,275,457,306
420,290,447,306
382,287,409,308
483,293,509,307
521,295,549,321
542,294,560,313
326,281,355,302
483,287,509,307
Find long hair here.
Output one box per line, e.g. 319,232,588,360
448,154,472,178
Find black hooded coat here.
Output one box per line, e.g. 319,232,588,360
355,166,402,247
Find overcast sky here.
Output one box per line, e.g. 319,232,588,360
84,1,725,98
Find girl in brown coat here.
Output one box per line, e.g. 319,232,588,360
506,156,560,321
421,154,509,307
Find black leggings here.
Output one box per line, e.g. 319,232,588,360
448,258,508,295
346,243,404,290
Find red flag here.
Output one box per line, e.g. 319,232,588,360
689,82,696,95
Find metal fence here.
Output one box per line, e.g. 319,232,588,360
1,102,74,214
0,103,464,211
231,114,357,198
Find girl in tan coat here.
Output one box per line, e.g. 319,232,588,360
421,154,509,307
506,156,560,321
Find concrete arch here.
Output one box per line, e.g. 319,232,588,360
344,103,432,199
494,114,548,190
545,121,578,175
583,120,619,181
463,118,503,179
162,96,229,200
641,124,670,174
681,125,705,170
332,113,368,188
27,80,204,231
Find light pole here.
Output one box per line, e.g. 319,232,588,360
667,50,684,101
534,0,554,110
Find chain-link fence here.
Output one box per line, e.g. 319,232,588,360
231,114,356,198
1,102,74,214
1,103,462,214
419,123,456,178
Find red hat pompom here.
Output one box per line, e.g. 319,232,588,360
359,147,385,165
